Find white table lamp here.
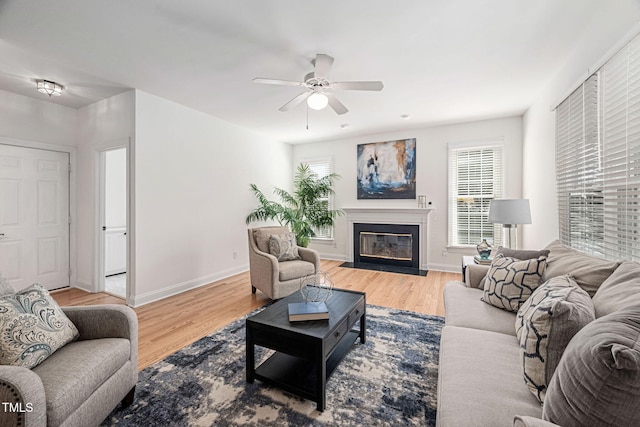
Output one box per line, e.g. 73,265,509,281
488,199,531,249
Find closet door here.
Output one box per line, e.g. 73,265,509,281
0,145,70,291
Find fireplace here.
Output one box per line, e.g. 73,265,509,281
352,223,423,275
354,223,419,268
342,207,433,276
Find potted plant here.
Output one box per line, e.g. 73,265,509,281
246,163,342,247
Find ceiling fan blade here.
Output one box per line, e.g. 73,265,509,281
313,54,334,80
331,81,384,91
253,78,303,87
326,93,348,115
279,92,311,112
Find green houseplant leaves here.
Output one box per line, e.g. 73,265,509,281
246,163,342,247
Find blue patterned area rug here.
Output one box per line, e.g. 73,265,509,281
103,305,444,427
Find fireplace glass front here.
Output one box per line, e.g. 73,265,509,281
359,232,412,261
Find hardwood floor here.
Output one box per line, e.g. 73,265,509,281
52,259,459,370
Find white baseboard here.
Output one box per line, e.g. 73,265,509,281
319,253,348,262
427,263,461,273
131,263,249,307
74,279,94,293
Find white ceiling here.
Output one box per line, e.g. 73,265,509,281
0,1,635,144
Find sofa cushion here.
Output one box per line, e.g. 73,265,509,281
437,326,542,427
278,260,315,282
444,281,517,336
542,240,619,297
482,255,547,312
478,247,550,289
268,232,301,261
542,306,640,426
592,260,640,318
0,284,79,369
515,276,594,402
33,338,130,427
478,246,549,288
495,246,551,260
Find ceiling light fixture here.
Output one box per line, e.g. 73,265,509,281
36,79,63,97
307,92,328,110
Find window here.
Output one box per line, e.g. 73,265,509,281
448,143,504,247
555,34,640,261
305,158,334,240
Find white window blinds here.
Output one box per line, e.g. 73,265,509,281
448,144,504,246
556,33,640,261
305,158,334,240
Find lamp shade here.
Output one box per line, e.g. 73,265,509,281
307,92,328,110
488,199,531,225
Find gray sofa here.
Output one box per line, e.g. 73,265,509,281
436,240,640,427
0,304,138,427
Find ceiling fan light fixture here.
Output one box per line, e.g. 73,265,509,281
36,80,63,97
307,92,328,110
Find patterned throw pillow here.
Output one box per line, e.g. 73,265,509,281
482,254,547,312
0,284,79,369
515,276,595,402
268,233,301,261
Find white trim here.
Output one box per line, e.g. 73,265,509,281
426,263,460,274
551,20,640,110
93,139,132,303
0,137,78,289
131,264,248,307
447,137,505,150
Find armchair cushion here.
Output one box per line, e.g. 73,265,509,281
32,338,131,427
268,232,301,261
253,226,289,253
0,284,79,369
279,260,316,282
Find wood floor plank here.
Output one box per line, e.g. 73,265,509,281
52,259,458,370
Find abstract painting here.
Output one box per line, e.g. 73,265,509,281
357,138,416,199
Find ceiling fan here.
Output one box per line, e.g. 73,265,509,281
253,53,384,115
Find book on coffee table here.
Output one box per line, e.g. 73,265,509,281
288,302,329,322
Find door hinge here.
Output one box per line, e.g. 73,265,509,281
68,162,71,173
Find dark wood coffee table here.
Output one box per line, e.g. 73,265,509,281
246,288,366,411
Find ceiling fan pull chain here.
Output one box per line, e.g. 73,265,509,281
306,105,309,130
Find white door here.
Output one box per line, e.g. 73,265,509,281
0,145,70,291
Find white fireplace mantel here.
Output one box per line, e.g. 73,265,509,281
343,207,434,270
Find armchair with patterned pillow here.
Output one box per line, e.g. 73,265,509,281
247,226,320,299
0,279,138,427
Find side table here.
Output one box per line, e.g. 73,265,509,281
461,255,475,281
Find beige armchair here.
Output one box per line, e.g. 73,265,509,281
248,226,320,299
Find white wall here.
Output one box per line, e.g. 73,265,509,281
522,3,640,249
105,147,127,228
76,90,136,292
0,89,77,145
133,91,292,305
292,116,523,272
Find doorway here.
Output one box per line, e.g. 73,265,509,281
101,147,127,298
